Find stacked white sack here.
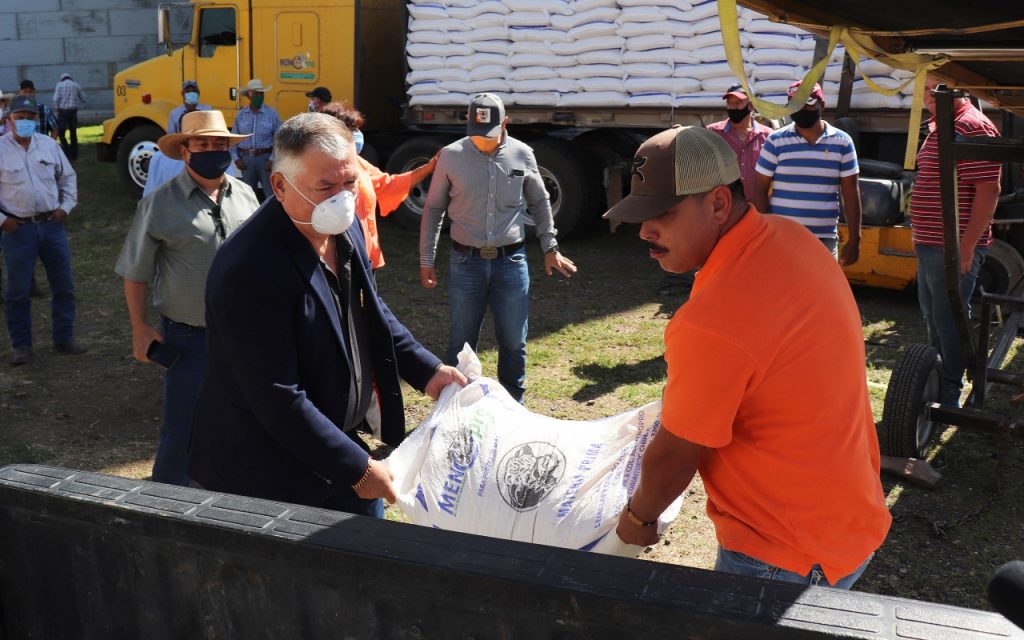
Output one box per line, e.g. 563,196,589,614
406,0,915,110
387,346,682,556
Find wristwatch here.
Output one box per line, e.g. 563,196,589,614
545,244,560,254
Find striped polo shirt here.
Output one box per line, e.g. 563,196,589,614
909,101,1001,247
756,122,859,239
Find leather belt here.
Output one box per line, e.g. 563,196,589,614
452,240,525,259
13,211,53,223
239,147,272,156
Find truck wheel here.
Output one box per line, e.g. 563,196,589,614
977,239,1024,297
530,138,599,238
880,344,942,458
117,124,164,196
384,136,451,229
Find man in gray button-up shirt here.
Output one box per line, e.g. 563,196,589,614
420,93,577,402
116,110,259,486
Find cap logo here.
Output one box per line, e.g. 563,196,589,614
475,107,492,124
629,156,647,182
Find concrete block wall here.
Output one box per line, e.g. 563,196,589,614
0,0,166,124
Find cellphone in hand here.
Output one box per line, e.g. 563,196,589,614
146,340,181,369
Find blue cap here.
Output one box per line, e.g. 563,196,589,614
9,95,37,114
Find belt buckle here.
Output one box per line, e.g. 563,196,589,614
479,246,499,260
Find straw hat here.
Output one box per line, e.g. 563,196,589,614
157,110,250,160
239,78,272,93
0,90,14,103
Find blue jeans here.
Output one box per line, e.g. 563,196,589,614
152,317,207,486
820,236,839,259
240,152,272,200
446,245,530,402
914,244,986,406
715,546,872,590
1,219,76,348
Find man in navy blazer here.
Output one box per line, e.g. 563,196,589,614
188,114,465,516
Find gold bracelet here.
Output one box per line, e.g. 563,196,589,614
626,500,656,528
352,460,373,491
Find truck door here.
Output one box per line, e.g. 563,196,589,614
192,5,241,118
274,12,320,116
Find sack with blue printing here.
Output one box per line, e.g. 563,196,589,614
386,346,682,556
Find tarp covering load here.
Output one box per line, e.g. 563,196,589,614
387,347,681,556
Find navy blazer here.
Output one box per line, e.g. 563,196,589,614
188,197,441,507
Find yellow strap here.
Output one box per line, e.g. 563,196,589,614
718,0,950,168
719,0,841,120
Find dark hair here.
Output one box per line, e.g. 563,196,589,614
19,80,34,90
728,179,746,205
319,102,366,131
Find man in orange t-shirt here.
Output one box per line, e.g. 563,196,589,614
604,125,891,589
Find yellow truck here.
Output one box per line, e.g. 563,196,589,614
98,0,1024,296
98,0,914,233
98,0,408,193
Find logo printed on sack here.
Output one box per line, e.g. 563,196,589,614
437,420,485,516
497,442,565,512
475,107,492,124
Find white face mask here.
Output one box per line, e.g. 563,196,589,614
282,173,356,236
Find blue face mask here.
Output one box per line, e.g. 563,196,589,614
184,91,200,105
14,119,37,138
352,130,364,155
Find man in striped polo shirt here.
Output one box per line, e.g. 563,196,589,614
753,81,862,266
910,77,1001,407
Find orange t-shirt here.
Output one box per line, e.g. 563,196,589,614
661,206,891,583
355,156,416,269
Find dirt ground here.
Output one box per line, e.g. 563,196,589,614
1,145,1023,612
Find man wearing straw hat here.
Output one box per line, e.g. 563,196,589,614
231,79,281,200
115,109,259,486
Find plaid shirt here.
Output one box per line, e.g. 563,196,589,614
36,104,59,136
52,79,86,110
230,105,282,160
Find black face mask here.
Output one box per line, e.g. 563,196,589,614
791,108,821,129
187,150,232,179
727,107,751,124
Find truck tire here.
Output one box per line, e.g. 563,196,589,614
117,124,164,196
384,136,452,229
530,138,599,238
880,344,942,458
977,239,1024,297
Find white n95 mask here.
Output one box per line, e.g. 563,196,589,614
283,174,356,236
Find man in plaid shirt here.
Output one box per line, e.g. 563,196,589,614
53,73,86,161
231,79,281,201
17,80,57,140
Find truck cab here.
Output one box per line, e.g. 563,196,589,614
97,0,404,193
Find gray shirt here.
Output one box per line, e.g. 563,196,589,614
115,170,259,326
420,135,557,267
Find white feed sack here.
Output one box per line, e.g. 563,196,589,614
388,347,682,556
404,1,918,110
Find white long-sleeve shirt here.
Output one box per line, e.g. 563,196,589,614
0,132,77,225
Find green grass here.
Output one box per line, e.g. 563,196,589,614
1,138,1023,611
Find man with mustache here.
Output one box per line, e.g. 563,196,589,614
606,125,890,589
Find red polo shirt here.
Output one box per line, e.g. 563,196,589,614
909,101,1001,247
